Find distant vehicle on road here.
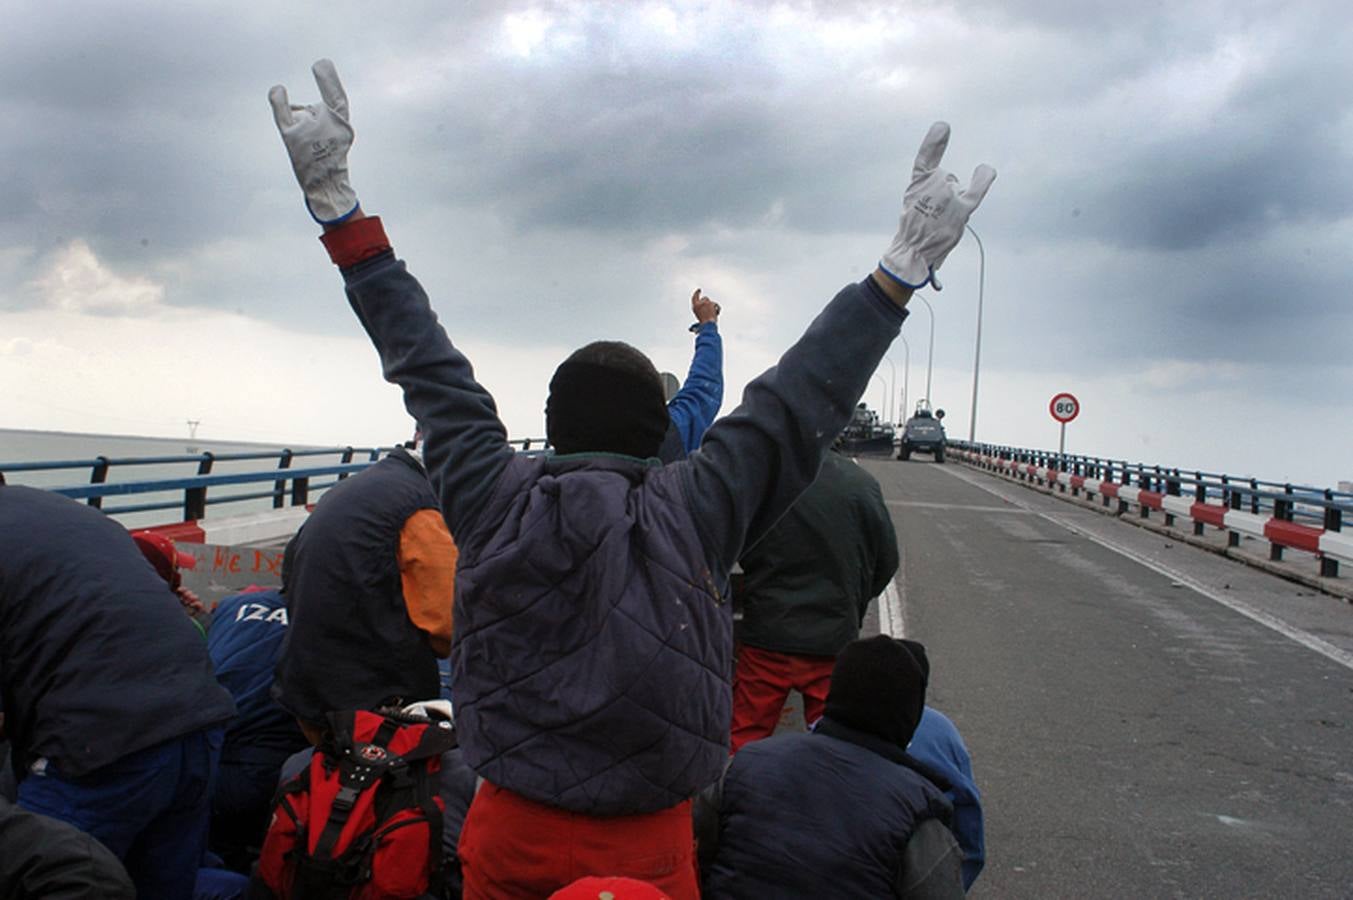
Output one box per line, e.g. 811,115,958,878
840,403,896,456
898,404,946,462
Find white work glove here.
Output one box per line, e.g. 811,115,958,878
402,699,454,723
268,59,360,225
880,122,996,291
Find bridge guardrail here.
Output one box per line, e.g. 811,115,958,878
948,440,1353,582
1,439,549,527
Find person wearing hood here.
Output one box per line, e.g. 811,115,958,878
204,584,309,873
729,444,899,751
697,636,964,899
267,58,993,899
272,439,457,743
0,485,236,900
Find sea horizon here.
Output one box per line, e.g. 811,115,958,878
0,427,383,529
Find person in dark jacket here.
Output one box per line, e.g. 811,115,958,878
657,288,724,462
269,59,992,900
273,444,456,739
730,446,899,751
0,484,237,900
1,709,15,801
206,587,309,872
698,636,963,899
0,796,136,900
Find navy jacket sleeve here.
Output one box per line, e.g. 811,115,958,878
339,251,515,538
667,322,724,453
678,278,908,570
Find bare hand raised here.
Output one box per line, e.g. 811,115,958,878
691,289,721,325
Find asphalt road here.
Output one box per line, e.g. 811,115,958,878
859,456,1353,899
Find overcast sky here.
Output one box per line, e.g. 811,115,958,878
2,0,1350,487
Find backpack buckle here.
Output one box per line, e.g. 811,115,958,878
333,784,360,812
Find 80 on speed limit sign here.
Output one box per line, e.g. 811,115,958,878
1049,392,1080,423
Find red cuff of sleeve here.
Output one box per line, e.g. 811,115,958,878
319,216,392,268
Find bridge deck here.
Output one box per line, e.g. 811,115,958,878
862,457,1353,898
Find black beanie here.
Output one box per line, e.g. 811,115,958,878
824,635,929,748
899,638,930,682
546,352,669,459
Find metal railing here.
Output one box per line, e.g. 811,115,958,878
1,440,548,525
949,440,1352,580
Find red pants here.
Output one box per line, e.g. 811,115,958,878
730,644,836,753
458,782,698,900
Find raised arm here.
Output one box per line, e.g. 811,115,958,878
680,123,995,568
667,289,725,453
269,61,514,535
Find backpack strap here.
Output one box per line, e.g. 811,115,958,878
272,773,309,830
312,716,401,861
421,779,445,897
407,722,459,762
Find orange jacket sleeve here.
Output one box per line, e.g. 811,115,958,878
398,508,458,657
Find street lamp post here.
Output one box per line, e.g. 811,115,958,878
966,223,986,442
914,294,935,407
870,374,888,421
879,356,896,425
897,336,911,423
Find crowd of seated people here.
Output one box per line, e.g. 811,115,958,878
0,56,992,900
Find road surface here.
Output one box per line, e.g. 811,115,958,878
861,456,1353,899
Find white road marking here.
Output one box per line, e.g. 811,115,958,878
880,580,907,639
854,455,909,639
885,499,1033,514
938,464,1353,673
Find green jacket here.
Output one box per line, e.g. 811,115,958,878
735,450,899,657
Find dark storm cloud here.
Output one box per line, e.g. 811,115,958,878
1053,68,1353,253
1,0,1350,380
378,12,894,236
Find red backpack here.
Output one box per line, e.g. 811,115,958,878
254,708,459,899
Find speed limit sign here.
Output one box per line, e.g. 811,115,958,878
1049,392,1080,424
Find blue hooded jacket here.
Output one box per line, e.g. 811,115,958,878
208,589,306,767
910,706,985,889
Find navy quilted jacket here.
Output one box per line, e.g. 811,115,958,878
705,726,952,898
337,230,907,814
0,486,235,779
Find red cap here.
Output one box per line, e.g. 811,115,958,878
131,531,196,590
549,877,672,900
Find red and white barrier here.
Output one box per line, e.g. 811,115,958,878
135,506,313,547
956,450,1353,567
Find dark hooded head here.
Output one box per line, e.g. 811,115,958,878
824,635,929,748
545,341,669,459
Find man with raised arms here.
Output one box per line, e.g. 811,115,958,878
268,59,993,899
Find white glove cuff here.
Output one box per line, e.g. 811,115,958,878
305,191,361,226
878,253,932,290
